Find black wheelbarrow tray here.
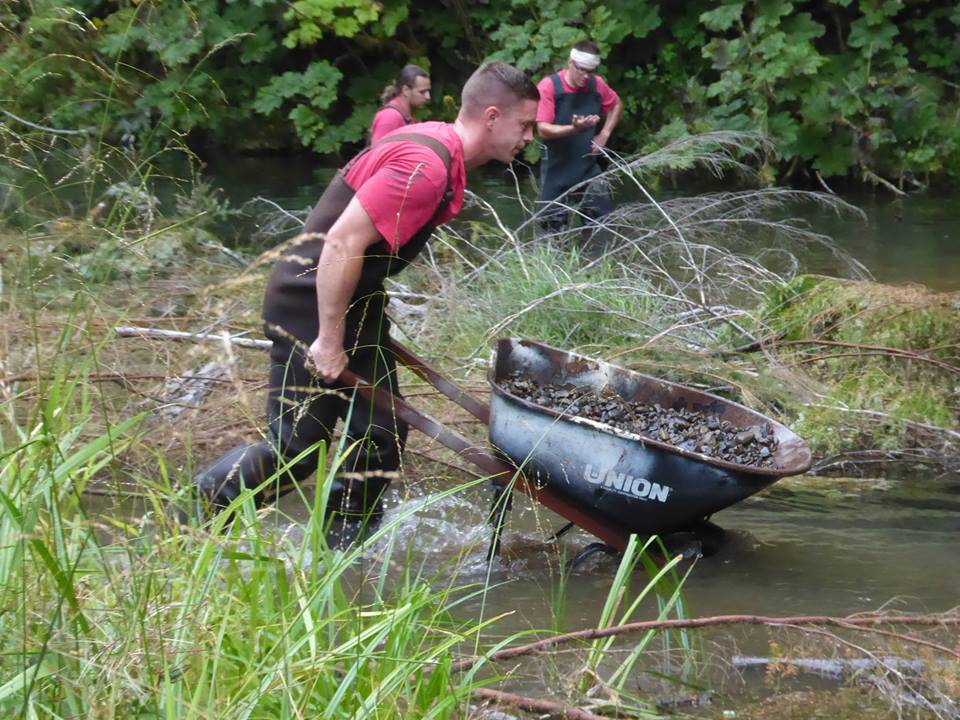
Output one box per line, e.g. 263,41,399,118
344,336,811,555
487,338,812,542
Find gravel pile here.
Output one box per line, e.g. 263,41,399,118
500,372,779,468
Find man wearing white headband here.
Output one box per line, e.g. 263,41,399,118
536,39,623,232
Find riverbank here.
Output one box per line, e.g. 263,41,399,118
2,137,958,718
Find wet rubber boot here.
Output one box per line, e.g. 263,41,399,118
193,442,276,515
324,476,390,551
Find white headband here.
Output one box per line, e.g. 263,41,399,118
569,48,601,70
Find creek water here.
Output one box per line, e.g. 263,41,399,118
269,469,960,711
206,155,960,290
196,157,960,708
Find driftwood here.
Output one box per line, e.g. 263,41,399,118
114,325,271,350
458,617,957,720
448,613,960,675
731,655,924,679
154,360,228,419
109,327,259,419
449,614,959,720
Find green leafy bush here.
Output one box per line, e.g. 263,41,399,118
2,0,959,183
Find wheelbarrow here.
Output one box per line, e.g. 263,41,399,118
116,327,812,557
342,337,812,557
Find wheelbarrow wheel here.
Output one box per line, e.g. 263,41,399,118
566,542,621,571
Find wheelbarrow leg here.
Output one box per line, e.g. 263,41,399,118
547,522,575,543
485,482,513,563
691,518,726,557
657,519,727,560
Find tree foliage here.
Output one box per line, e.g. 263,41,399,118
690,0,960,185
1,0,958,183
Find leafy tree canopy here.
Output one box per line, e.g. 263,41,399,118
1,0,958,184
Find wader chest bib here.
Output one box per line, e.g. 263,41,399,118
538,73,602,203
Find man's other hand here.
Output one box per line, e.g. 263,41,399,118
308,336,348,383
592,131,610,153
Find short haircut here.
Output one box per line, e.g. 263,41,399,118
460,61,539,118
573,39,600,56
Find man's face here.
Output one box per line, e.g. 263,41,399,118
565,59,592,88
487,98,538,163
405,76,432,108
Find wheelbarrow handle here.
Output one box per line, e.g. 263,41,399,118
338,367,514,481
389,340,490,424
111,326,635,552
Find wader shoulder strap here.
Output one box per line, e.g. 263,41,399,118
380,104,413,124
550,72,565,97
364,132,455,221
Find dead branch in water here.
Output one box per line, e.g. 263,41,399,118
731,654,924,677
449,613,960,674
787,624,959,719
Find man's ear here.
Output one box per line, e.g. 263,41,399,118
483,105,501,128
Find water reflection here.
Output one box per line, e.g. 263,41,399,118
204,156,960,290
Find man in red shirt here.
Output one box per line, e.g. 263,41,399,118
195,62,539,539
536,40,623,231
370,64,432,143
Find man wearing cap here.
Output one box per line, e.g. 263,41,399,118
536,39,623,231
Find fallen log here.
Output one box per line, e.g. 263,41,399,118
448,613,960,675
114,325,270,350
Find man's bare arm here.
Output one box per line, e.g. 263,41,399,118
592,96,623,152
309,196,382,382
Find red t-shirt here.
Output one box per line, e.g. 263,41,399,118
343,122,466,253
370,98,411,144
535,71,619,123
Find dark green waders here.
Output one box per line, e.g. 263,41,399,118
194,135,453,539
537,73,613,232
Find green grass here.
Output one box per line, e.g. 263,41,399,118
426,236,662,360
0,363,478,717
755,274,960,457
0,313,689,718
